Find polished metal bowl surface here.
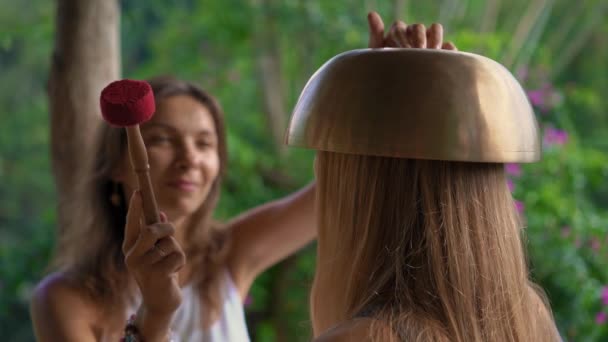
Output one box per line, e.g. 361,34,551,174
285,48,540,163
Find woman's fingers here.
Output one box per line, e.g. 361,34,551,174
367,11,385,48
140,236,184,268
125,223,175,269
385,20,410,47
367,13,453,50
442,41,458,51
153,248,186,274
133,222,175,255
123,191,143,254
427,23,443,49
384,22,400,47
395,21,410,47
408,23,427,48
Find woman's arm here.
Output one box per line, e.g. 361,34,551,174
30,273,98,342
225,11,384,297
227,182,316,297
226,9,457,299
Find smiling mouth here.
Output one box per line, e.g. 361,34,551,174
166,180,199,192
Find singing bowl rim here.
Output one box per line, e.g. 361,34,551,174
285,48,541,163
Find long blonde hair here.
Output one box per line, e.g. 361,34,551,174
51,76,230,320
311,151,560,341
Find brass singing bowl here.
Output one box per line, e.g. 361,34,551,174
285,48,540,163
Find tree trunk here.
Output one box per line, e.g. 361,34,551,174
251,0,288,158
49,0,121,229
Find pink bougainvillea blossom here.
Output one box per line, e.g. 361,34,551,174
527,89,545,107
514,200,525,214
244,295,253,307
601,286,608,306
526,83,563,112
590,237,601,252
505,163,522,177
543,127,569,146
506,179,515,192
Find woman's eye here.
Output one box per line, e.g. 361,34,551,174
196,140,213,149
147,135,171,145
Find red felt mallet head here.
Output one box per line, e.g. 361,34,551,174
100,79,156,126
99,78,160,224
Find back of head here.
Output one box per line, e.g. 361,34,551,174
311,151,560,341
285,48,559,341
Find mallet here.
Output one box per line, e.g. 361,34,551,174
100,79,160,224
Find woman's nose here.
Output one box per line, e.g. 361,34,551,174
176,143,200,169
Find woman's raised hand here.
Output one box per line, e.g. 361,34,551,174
367,11,457,50
123,191,186,340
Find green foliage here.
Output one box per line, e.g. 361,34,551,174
514,84,608,340
1,0,607,341
0,1,55,339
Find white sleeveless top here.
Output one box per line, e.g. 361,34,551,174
170,270,251,341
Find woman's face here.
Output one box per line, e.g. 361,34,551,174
114,94,220,220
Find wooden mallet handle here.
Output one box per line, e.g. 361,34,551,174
126,126,160,224
100,79,159,224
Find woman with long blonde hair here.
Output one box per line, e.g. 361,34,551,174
294,12,562,342
312,156,560,341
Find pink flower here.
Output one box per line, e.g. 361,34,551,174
543,127,569,146
601,286,608,306
506,179,515,192
514,200,525,214
526,83,562,112
505,163,522,177
591,237,601,252
527,89,545,108
244,295,253,307
595,311,606,325
560,226,571,238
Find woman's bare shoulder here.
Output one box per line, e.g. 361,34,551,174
32,271,94,307
30,271,101,340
